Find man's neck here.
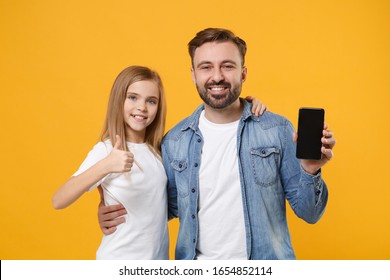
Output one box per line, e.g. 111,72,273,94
203,99,243,124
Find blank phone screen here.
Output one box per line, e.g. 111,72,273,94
296,108,325,160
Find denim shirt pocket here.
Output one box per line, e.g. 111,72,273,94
250,147,280,187
171,159,189,197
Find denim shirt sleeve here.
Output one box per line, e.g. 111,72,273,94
161,139,179,221
282,121,328,224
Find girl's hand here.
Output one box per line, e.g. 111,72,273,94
245,96,268,116
103,135,134,173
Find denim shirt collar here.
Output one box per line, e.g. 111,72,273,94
180,98,255,132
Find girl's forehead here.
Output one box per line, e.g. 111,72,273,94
127,80,159,97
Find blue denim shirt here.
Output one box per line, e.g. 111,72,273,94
161,99,328,260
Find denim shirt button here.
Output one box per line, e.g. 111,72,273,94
191,214,195,219
197,138,201,143
191,188,195,193
192,239,196,243
316,190,321,196
194,163,198,167
179,164,182,168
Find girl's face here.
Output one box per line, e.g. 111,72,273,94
123,80,159,143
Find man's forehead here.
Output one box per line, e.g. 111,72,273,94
193,41,241,63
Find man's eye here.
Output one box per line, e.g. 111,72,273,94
223,65,234,70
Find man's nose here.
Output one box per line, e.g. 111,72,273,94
211,68,224,83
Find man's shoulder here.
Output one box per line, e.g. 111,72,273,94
251,111,292,129
163,114,199,146
163,105,203,143
164,117,191,139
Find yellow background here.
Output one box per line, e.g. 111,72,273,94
1,0,389,260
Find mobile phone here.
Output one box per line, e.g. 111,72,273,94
296,107,325,160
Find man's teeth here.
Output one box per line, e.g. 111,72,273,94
210,87,225,91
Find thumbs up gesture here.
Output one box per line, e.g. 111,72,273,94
104,135,134,173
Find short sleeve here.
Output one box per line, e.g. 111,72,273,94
73,141,112,191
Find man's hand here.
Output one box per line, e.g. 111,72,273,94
97,186,127,235
294,123,336,174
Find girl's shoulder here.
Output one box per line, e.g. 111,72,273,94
88,140,113,156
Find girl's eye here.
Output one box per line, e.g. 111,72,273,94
128,95,137,100
148,99,158,105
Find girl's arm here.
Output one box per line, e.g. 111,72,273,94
52,135,133,209
52,159,110,209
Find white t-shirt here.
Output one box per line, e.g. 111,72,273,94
196,110,247,260
73,140,168,260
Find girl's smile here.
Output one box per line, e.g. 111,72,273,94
124,80,159,143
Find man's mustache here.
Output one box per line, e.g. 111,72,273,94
205,82,231,88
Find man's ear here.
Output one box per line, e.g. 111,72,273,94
242,66,248,83
191,68,196,84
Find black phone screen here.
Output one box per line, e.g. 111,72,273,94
296,108,325,160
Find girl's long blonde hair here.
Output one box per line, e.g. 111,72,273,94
99,66,167,158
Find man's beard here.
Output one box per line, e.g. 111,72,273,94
197,81,242,109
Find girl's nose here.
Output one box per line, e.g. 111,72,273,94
137,102,147,112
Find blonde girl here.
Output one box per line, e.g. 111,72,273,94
52,65,169,259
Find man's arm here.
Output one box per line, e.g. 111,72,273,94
161,139,178,220
97,186,127,235
284,122,335,223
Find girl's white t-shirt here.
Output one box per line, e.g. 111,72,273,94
73,140,168,260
